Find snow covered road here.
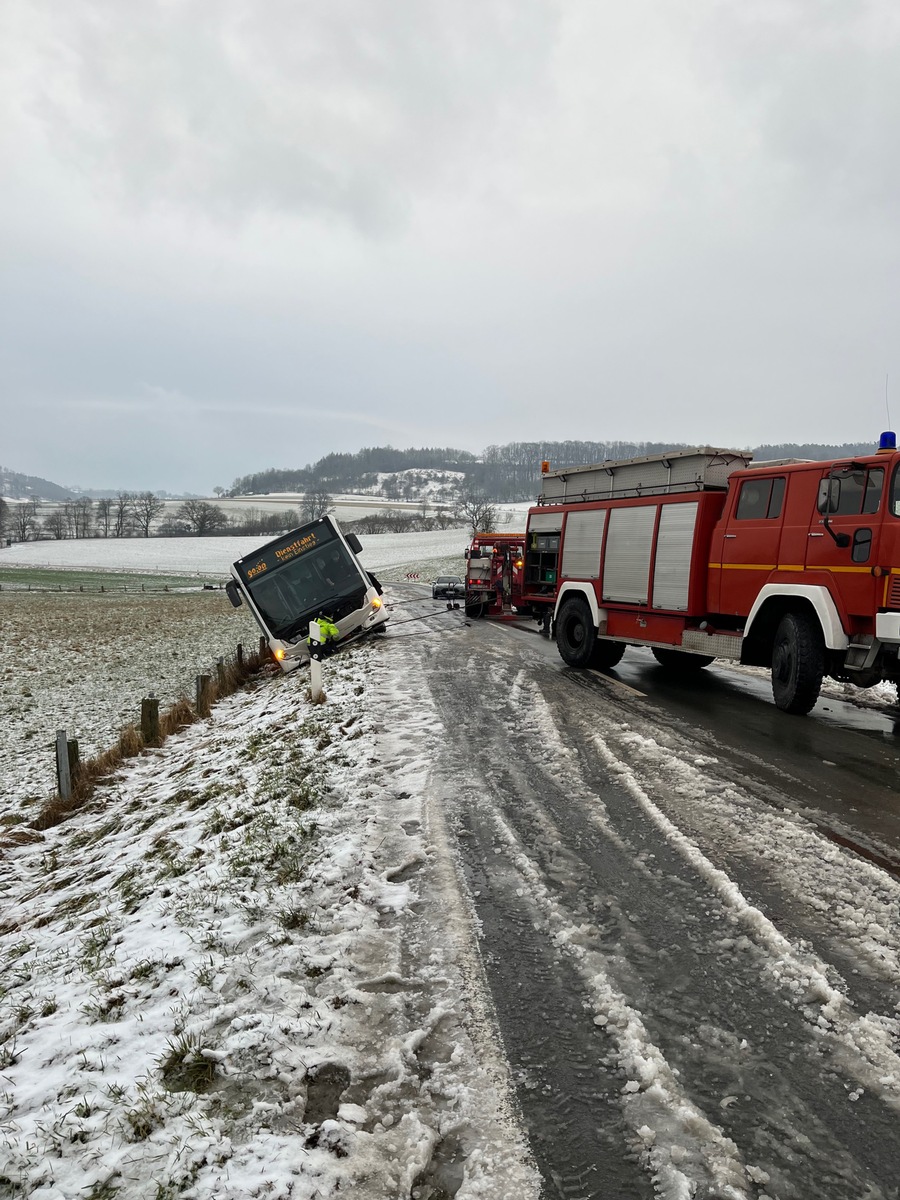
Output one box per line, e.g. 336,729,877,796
404,605,900,1199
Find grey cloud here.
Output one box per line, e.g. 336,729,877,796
21,0,558,233
696,2,900,220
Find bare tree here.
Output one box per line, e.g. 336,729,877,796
176,499,229,535
62,500,77,539
95,498,113,538
113,492,135,538
0,496,7,543
43,510,67,539
454,492,499,536
132,491,165,537
73,498,93,538
433,505,458,530
11,502,37,542
300,488,334,523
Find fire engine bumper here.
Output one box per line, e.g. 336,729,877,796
875,613,900,643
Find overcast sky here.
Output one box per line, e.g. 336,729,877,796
3,1,900,493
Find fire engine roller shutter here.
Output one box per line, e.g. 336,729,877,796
652,501,699,611
603,506,656,604
561,510,607,579
528,513,562,533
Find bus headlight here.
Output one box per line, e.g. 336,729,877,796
274,648,285,660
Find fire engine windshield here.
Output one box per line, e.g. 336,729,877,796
244,542,367,641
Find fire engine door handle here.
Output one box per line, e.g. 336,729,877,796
723,534,737,539
808,532,824,538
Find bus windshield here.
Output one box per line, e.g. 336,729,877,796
243,539,367,641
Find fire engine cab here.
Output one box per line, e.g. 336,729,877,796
520,436,900,714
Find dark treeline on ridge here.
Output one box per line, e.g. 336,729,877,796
228,440,881,503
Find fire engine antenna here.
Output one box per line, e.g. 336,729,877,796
886,373,892,429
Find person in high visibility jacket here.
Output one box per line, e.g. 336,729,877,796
308,616,340,657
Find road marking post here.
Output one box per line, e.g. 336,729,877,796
308,620,325,704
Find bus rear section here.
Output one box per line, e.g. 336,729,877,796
226,515,387,671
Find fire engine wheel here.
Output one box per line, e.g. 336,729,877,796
591,639,626,669
651,648,715,672
556,597,597,668
771,611,825,715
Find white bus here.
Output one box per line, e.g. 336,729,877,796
225,515,387,671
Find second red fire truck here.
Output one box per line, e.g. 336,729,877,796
518,437,900,714
464,532,527,619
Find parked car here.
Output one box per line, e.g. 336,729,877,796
432,575,465,600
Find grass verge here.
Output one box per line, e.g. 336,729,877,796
30,645,271,832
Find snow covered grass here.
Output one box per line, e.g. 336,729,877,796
0,641,537,1200
0,591,261,813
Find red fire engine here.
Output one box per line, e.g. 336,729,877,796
519,437,900,713
464,532,527,619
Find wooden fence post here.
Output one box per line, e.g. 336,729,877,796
67,738,80,785
141,697,160,745
216,657,226,691
236,643,244,671
195,674,212,718
259,635,267,660
56,730,72,801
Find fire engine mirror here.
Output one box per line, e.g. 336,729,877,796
817,478,840,513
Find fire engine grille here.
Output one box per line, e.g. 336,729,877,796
888,574,900,609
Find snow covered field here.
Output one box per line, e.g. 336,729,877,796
0,531,470,581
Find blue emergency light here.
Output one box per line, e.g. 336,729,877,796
879,430,897,451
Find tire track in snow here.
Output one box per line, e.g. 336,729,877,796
418,634,900,1199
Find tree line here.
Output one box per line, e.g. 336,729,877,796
227,440,884,504
227,446,477,498
0,493,236,542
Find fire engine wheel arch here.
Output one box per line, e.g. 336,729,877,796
556,596,627,670
770,611,826,715
744,585,849,653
